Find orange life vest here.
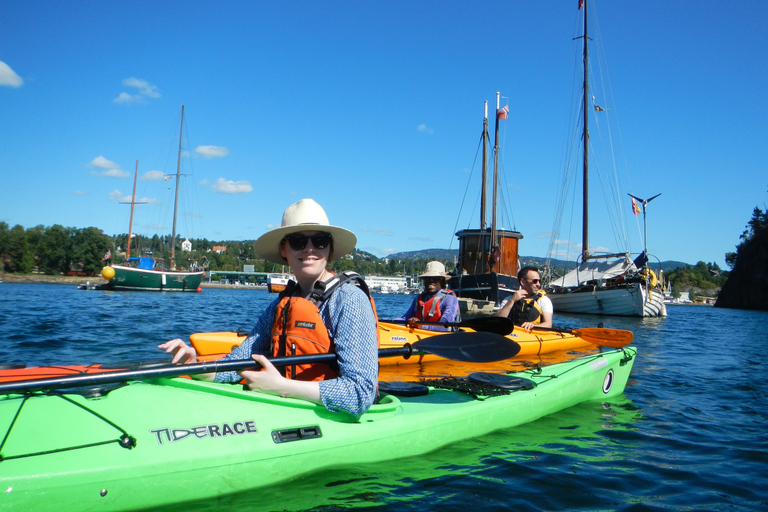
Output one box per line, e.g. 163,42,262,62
271,272,378,381
416,289,456,323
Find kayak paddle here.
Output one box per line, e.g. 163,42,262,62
0,331,521,394
379,316,514,335
530,326,633,347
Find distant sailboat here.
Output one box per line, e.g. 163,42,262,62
100,105,205,292
543,0,666,317
447,93,523,312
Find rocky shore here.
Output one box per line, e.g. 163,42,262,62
0,272,267,290
0,272,108,286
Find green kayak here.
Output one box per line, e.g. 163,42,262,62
0,347,636,511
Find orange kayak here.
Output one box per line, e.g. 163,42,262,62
189,321,594,366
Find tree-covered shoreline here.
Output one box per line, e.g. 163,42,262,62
715,204,768,310
0,221,732,298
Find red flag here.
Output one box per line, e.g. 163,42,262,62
631,197,641,216
102,250,112,261
578,0,584,9
497,105,509,120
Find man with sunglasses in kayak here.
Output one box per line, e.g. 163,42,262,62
159,199,379,419
494,266,553,332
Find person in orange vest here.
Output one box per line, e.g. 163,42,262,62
398,261,459,331
159,199,379,418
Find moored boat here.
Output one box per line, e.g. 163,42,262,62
100,105,204,293
542,0,665,317
266,273,293,293
0,346,636,511
448,94,522,311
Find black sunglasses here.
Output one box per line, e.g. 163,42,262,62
282,233,332,251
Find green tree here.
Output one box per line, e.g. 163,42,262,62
39,225,73,274
5,225,34,273
716,204,768,310
0,222,10,270
70,227,111,275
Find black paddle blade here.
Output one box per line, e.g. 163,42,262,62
412,332,521,363
460,316,514,335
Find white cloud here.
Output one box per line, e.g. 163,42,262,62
113,77,160,104
141,170,166,181
89,156,119,169
122,77,160,98
113,92,143,105
0,61,23,87
95,169,130,178
417,124,434,135
109,190,131,202
196,145,230,158
108,189,160,204
211,178,253,194
73,190,89,196
360,228,393,236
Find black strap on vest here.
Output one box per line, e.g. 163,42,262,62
278,271,369,304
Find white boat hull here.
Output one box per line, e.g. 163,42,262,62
547,282,667,317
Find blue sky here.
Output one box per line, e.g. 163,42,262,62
1,1,766,269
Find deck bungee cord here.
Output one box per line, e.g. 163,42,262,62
0,392,136,462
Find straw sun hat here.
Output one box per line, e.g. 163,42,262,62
254,198,357,264
418,261,449,279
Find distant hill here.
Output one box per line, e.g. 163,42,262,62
385,249,690,274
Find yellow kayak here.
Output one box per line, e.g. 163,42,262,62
189,321,594,366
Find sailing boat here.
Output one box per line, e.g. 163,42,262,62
447,92,523,312
543,0,666,317
100,105,205,292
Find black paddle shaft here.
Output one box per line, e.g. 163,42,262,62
0,332,521,394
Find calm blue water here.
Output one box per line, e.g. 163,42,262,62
2,283,768,511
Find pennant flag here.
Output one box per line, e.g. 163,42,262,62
594,105,605,111
497,105,509,120
102,250,112,261
631,197,641,216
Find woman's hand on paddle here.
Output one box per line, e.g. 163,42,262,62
239,354,322,404
158,338,198,365
239,354,284,394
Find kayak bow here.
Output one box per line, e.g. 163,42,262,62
0,347,637,511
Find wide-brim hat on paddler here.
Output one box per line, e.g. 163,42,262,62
418,261,449,279
254,198,357,264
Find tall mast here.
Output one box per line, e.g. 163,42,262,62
125,160,139,264
480,101,489,230
170,105,184,270
491,91,501,251
581,0,590,260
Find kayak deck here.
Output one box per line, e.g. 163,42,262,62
0,347,636,511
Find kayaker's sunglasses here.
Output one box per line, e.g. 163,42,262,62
282,233,332,251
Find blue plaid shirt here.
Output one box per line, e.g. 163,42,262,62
214,283,379,418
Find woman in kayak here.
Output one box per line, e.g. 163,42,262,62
159,198,379,418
